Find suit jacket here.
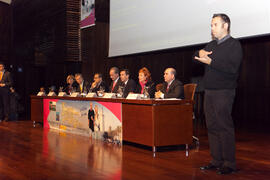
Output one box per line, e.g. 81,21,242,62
76,81,90,93
109,78,122,93
161,79,184,99
122,79,136,98
90,81,109,93
0,70,13,89
135,80,155,98
63,82,78,94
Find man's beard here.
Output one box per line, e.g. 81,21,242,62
211,32,217,40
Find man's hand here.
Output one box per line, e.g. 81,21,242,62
91,82,97,88
199,49,212,58
0,83,5,87
195,49,213,65
155,91,163,99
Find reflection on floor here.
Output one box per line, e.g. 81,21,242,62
0,121,269,179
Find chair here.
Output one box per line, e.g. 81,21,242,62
184,83,197,101
184,83,199,144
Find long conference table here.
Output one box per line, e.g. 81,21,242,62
31,95,193,152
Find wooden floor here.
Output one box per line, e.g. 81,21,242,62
0,121,270,180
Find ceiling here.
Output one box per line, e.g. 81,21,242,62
0,0,12,4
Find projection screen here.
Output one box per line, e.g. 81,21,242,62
109,0,270,57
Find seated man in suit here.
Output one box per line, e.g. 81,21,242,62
0,62,13,122
109,67,121,93
75,73,90,94
89,73,109,93
120,69,136,98
155,68,184,99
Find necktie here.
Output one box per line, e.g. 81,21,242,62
112,81,116,91
80,84,83,93
0,72,2,81
166,84,170,92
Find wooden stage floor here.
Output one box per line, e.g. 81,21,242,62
0,121,269,180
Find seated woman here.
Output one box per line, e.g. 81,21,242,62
64,75,78,94
135,67,155,98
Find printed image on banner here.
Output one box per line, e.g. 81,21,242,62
81,0,95,28
43,99,122,144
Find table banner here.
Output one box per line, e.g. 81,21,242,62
43,99,122,143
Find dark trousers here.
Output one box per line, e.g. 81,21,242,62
0,87,10,119
89,118,94,132
204,89,236,170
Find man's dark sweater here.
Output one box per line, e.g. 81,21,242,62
194,36,242,89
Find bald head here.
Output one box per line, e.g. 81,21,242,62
109,67,119,81
164,68,176,83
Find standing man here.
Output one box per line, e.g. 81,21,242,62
88,103,95,132
155,68,184,99
109,67,121,93
194,14,242,174
120,69,136,98
0,62,13,122
75,73,90,94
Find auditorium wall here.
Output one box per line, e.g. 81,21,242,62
81,0,270,131
9,0,270,131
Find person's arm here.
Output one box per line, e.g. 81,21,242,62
193,41,214,64
90,81,97,89
62,84,68,93
131,80,137,92
109,82,112,92
85,81,91,93
155,82,166,99
75,85,80,92
102,81,109,92
6,72,13,87
91,83,98,93
148,82,155,98
0,72,13,87
98,81,109,92
134,83,140,94
113,80,122,93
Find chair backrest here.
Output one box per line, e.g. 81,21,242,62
184,83,197,101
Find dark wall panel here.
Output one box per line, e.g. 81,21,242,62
0,2,12,62
12,0,81,118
